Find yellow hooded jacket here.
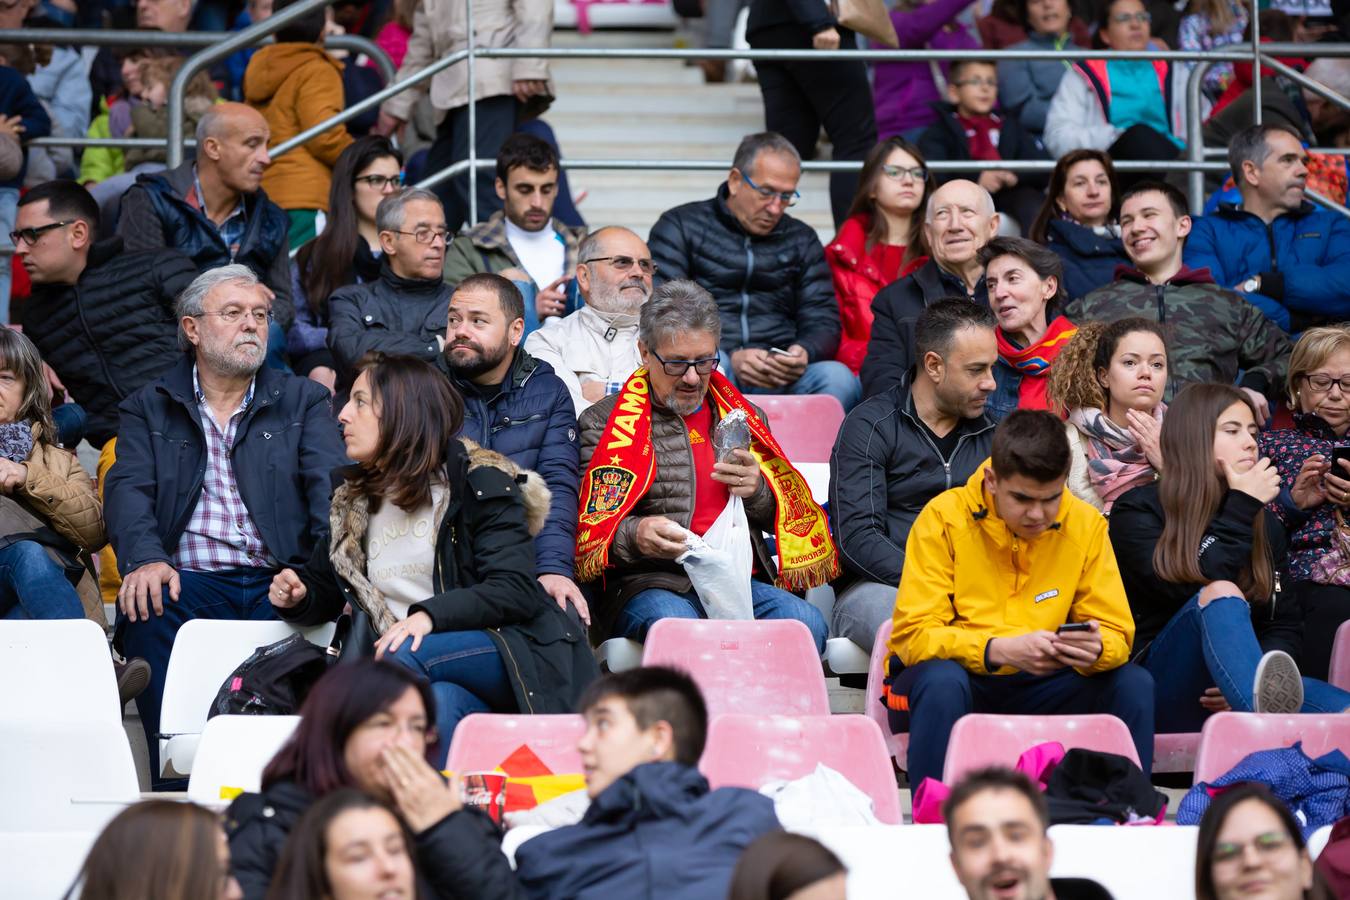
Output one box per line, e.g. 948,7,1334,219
889,462,1134,678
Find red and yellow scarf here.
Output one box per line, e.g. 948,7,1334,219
995,315,1077,413
576,367,839,590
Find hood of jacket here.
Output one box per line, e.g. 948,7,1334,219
582,761,711,827
1214,199,1319,224
243,43,343,104
1112,263,1215,287
1046,218,1124,256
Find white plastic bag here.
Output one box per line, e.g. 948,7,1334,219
678,495,754,620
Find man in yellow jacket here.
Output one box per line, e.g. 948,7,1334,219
884,409,1154,788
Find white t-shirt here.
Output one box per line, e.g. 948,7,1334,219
365,483,447,621
506,218,566,290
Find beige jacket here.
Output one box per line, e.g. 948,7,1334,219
523,305,643,417
382,0,555,122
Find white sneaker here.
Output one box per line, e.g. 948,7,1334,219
1253,650,1303,713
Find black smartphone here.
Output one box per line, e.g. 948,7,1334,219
1056,622,1091,634
1332,446,1350,476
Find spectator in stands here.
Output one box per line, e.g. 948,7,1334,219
1043,0,1185,175
829,299,998,650
107,265,346,784
728,833,846,900
26,20,91,184
861,179,998,399
918,59,1050,233
1185,125,1350,334
70,799,243,900
745,0,878,228
243,0,354,248
981,0,1092,48
270,353,593,760
524,226,652,415
1109,383,1350,734
999,0,1092,142
1179,0,1249,102
982,237,1077,421
826,137,934,376
442,133,586,335
1046,318,1168,513
1068,181,1290,418
576,282,833,651
945,768,1116,900
291,136,404,394
375,0,553,234
872,0,980,141
437,273,584,623
1029,150,1129,302
649,133,856,411
884,409,1154,788
0,48,50,323
118,102,296,338
326,188,452,391
1195,782,1335,900
1261,326,1350,681
89,0,192,108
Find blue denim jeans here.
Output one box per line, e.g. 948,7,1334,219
52,403,87,449
1142,593,1350,733
614,581,828,654
0,541,83,620
718,350,861,413
384,629,515,767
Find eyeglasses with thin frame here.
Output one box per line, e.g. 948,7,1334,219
952,77,999,89
650,349,720,377
1211,831,1292,865
388,227,451,245
354,173,403,191
739,171,800,208
583,255,657,276
1109,11,1151,23
1303,373,1350,393
194,308,275,326
9,221,73,247
883,164,928,182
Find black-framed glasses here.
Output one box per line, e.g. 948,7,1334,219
651,349,720,377
882,164,928,182
9,221,72,247
1303,373,1350,393
1109,11,1150,23
354,173,402,191
739,171,800,207
952,77,998,89
583,255,657,275
388,227,450,245
194,308,274,326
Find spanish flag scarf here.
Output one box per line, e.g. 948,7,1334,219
575,367,839,590
995,315,1077,413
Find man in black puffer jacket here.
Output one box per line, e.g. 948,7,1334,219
649,132,858,411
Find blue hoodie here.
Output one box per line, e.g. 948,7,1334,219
0,65,52,190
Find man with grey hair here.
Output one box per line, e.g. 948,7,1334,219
861,179,998,399
105,264,345,787
118,103,294,339
524,226,653,415
648,132,856,412
327,187,453,391
1185,123,1350,332
576,279,830,652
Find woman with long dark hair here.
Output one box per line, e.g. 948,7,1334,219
1029,149,1129,302
727,832,847,900
1195,783,1333,900
289,136,404,391
1109,383,1350,733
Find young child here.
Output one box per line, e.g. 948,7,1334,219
919,58,1049,232
124,55,217,172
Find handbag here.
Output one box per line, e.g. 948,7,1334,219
1308,508,1350,587
830,0,899,48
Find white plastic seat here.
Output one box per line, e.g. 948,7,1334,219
187,714,302,807
824,636,869,675
0,619,120,724
594,637,644,673
2,831,99,900
0,720,139,832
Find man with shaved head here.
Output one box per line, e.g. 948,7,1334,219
862,179,998,398
118,102,295,333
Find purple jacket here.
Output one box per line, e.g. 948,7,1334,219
873,0,980,138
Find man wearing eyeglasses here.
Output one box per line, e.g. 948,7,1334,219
105,264,346,787
649,132,857,412
327,188,453,392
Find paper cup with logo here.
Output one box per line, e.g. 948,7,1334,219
461,771,508,825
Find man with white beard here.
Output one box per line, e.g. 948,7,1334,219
105,264,346,786
525,227,654,415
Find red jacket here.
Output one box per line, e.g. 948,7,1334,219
825,214,924,375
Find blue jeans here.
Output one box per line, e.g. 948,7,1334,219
890,658,1156,788
384,629,515,767
718,351,861,412
614,582,828,654
52,403,87,448
1143,594,1350,733
0,541,83,620
117,567,276,786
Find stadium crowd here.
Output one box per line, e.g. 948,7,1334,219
4,0,1350,896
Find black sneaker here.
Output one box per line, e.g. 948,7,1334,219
1253,650,1303,714
114,656,151,706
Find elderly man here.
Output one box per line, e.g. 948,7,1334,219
577,280,835,652
648,132,855,411
105,265,346,783
328,188,453,391
118,103,294,333
861,179,998,399
524,226,652,416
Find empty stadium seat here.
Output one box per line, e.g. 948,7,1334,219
0,619,120,724
1,720,139,833
186,714,302,807
1192,712,1350,785
943,714,1141,784
3,830,98,900
446,713,587,776
1330,620,1350,691
1154,732,1201,774
641,618,829,718
863,619,908,768
753,395,846,464
700,713,902,824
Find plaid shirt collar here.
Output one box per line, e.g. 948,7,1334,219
189,166,248,258
192,364,256,427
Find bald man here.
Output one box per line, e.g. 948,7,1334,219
118,102,295,330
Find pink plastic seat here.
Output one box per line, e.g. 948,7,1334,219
1192,712,1350,785
864,619,909,768
943,714,1141,784
700,713,903,824
1330,620,1350,691
751,395,846,464
641,619,829,719
445,714,587,775
1153,732,1201,774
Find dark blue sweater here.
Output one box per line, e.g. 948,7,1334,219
0,65,52,190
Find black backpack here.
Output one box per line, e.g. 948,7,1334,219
209,633,329,718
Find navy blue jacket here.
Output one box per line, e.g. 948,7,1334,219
105,355,346,574
515,762,781,900
0,65,51,189
1185,202,1350,332
1044,218,1129,302
440,348,579,579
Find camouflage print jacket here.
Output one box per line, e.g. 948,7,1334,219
442,209,587,287
1067,265,1292,400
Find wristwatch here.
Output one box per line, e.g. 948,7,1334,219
1241,275,1262,293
